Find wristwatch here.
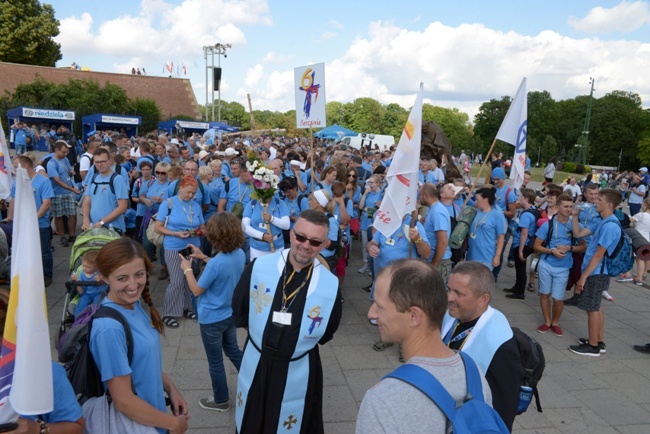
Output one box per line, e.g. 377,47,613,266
99,219,105,226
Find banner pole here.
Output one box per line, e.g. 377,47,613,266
310,124,315,192
463,137,498,209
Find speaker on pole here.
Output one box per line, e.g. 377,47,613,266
213,67,222,91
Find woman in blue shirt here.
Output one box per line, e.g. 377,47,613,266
90,238,188,434
242,194,290,260
155,176,206,328
467,187,507,270
358,175,384,274
180,213,246,411
140,162,171,279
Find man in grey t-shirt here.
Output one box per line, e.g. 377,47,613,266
356,259,491,434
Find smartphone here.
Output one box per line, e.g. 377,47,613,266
179,247,192,258
0,422,19,432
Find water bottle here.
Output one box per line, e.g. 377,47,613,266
517,385,533,414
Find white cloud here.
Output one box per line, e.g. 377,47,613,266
569,1,650,33
318,31,338,42
244,64,264,88
328,20,344,30
262,51,291,64
247,19,650,117
55,13,94,55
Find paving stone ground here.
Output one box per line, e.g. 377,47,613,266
42,181,650,433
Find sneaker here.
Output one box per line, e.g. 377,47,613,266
633,344,650,354
68,235,76,243
360,284,372,293
505,293,525,301
616,274,634,282
577,338,606,353
537,324,551,334
507,260,514,268
569,343,600,357
358,264,369,274
503,287,516,293
551,325,563,337
60,237,69,247
633,278,644,286
601,290,614,301
199,397,229,411
44,276,52,287
564,294,581,306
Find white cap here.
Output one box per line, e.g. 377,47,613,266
170,138,180,145
225,148,239,156
198,150,209,160
640,167,648,173
448,183,464,196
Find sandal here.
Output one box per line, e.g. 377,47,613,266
162,316,179,328
527,283,536,292
183,309,197,320
372,341,393,352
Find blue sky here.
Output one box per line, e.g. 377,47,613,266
48,0,650,120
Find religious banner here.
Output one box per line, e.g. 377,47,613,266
496,77,527,189
294,63,326,129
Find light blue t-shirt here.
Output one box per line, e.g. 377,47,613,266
582,215,620,276
197,249,246,324
84,172,130,232
90,301,166,434
513,207,538,248
220,178,253,212
536,217,576,268
10,174,54,228
132,178,154,217
467,207,507,269
24,362,82,424
283,195,309,229
243,198,289,251
46,156,74,196
321,214,340,258
334,197,355,242
139,179,170,213
361,190,384,230
157,196,205,251
423,201,451,261
578,202,602,243
373,217,429,271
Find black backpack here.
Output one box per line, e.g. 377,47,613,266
58,305,133,404
74,154,94,183
325,212,347,258
90,171,119,195
512,327,545,413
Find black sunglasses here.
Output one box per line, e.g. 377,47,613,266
293,230,325,247
348,174,357,178
155,171,167,175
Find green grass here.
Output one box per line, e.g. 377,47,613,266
469,166,581,184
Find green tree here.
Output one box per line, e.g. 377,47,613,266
326,101,346,126
381,103,407,139
473,96,512,156
343,97,384,134
130,98,161,134
220,101,249,130
422,104,473,153
0,0,61,66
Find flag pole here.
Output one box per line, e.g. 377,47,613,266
463,137,498,209
408,208,418,258
310,125,314,192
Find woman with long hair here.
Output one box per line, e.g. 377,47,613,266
357,174,384,274
90,238,188,434
319,166,338,194
155,175,206,328
180,213,246,411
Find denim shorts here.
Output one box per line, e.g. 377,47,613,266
537,259,570,300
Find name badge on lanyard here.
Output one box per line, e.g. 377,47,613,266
273,311,292,325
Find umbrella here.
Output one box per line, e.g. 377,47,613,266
313,124,357,139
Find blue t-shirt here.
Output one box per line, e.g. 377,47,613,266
334,197,355,241
132,178,154,217
536,217,576,268
196,249,246,324
283,195,309,229
25,362,82,424
90,301,166,434
321,214,340,258
494,185,516,224
582,215,620,276
75,266,108,296
83,165,130,188
10,174,54,228
423,201,452,261
14,128,27,145
418,171,435,184
157,196,205,251
139,179,170,213
361,190,384,230
47,157,74,196
84,172,130,232
208,177,224,216
373,217,429,270
467,207,507,269
513,207,538,248
578,202,602,243
244,198,289,251
220,178,253,212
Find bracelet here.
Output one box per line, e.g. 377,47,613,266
36,418,50,434
183,268,193,275
413,236,423,244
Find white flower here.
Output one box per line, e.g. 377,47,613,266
253,174,262,180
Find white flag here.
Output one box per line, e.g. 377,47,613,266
496,77,527,189
8,168,53,415
374,83,423,239
0,122,13,200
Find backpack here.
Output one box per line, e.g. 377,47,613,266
325,212,347,258
174,178,205,196
511,327,545,413
90,172,118,195
74,154,94,183
600,220,634,277
449,205,467,263
517,207,541,243
57,305,133,405
385,352,509,434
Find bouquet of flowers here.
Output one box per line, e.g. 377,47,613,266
246,152,280,251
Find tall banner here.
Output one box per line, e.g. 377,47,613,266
294,63,326,128
0,122,12,200
0,168,53,420
496,77,527,189
373,83,423,239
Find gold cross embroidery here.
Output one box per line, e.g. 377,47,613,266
283,415,298,430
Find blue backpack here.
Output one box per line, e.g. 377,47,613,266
385,352,509,434
600,220,634,277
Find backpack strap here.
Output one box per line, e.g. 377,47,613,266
600,220,624,273
93,306,133,365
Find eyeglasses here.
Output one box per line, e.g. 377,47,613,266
94,159,108,164
293,230,325,247
155,171,167,175
348,174,357,178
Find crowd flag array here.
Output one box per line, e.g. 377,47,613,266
496,77,528,190
373,83,423,239
0,168,53,422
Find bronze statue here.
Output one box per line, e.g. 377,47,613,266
421,121,460,181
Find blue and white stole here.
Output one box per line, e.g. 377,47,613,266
235,249,338,433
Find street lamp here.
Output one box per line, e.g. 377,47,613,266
202,43,231,122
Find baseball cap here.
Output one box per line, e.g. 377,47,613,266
639,167,648,173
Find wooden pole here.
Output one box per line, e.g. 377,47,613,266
463,137,498,210
408,208,418,259
310,124,315,192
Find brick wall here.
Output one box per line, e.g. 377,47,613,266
0,62,201,120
